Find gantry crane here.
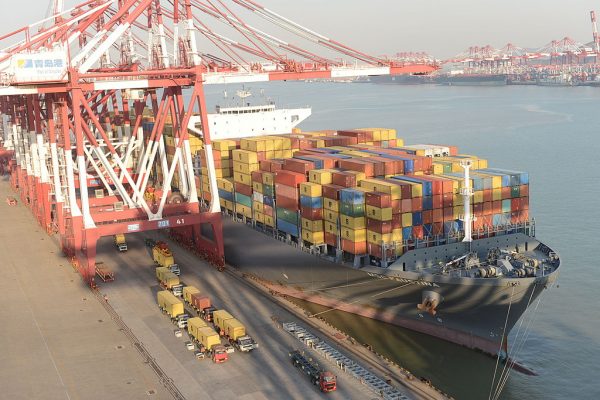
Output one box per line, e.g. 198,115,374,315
0,0,437,285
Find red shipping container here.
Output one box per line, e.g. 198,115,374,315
483,189,493,203
501,186,511,199
251,170,263,183
483,201,492,215
423,210,433,224
520,197,529,210
443,207,454,221
283,158,314,175
366,192,392,208
322,184,344,200
520,184,529,197
473,217,484,230
275,194,299,210
401,198,412,213
367,243,394,259
368,156,398,176
442,193,454,208
473,203,483,215
432,209,443,223
301,207,323,220
191,294,211,310
367,218,393,234
492,200,502,214
342,239,367,254
413,175,442,196
391,199,401,213
275,170,306,186
324,232,337,247
413,225,424,240
263,205,274,217
337,129,369,142
392,214,402,230
411,197,423,212
235,182,253,197
260,159,284,172
275,183,298,199
432,194,443,209
432,222,444,235
338,158,375,177
511,198,520,211
332,171,360,188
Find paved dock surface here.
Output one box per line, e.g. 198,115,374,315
98,231,378,400
0,178,170,400
0,176,438,400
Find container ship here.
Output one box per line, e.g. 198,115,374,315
155,122,560,358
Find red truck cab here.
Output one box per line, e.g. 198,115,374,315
212,345,228,363
319,371,337,392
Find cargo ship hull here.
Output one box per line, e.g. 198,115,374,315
223,218,559,355
435,74,508,86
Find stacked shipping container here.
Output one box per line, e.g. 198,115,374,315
155,125,530,262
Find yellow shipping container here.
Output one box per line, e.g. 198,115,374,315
252,181,263,192
283,149,293,158
324,199,339,212
233,162,259,174
213,139,237,152
196,327,221,350
401,213,413,228
302,218,323,232
300,182,322,197
213,310,234,331
223,318,246,341
187,317,208,339
359,178,402,200
183,286,200,304
324,210,338,223
255,212,265,224
202,167,224,178
221,199,234,211
236,204,252,218
264,215,275,227
392,229,403,242
473,190,484,204
309,169,334,185
272,137,284,151
302,230,325,244
453,205,462,220
431,163,444,175
233,172,252,185
262,172,274,185
232,149,258,164
324,221,338,234
274,150,284,158
367,230,393,245
365,205,393,221
340,215,366,229
341,228,366,242
252,201,262,213
454,194,464,206
492,188,502,201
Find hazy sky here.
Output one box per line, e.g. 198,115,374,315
3,0,600,58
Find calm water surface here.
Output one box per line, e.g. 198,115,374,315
205,83,600,400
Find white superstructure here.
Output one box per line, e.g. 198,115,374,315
188,90,311,140
207,103,311,139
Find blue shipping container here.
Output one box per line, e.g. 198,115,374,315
277,219,299,236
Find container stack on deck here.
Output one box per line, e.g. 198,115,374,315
161,126,530,264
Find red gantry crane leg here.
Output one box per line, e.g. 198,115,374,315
0,0,436,286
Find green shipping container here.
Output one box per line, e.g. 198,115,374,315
263,184,274,197
510,186,520,198
235,192,252,208
276,207,299,225
340,202,365,218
